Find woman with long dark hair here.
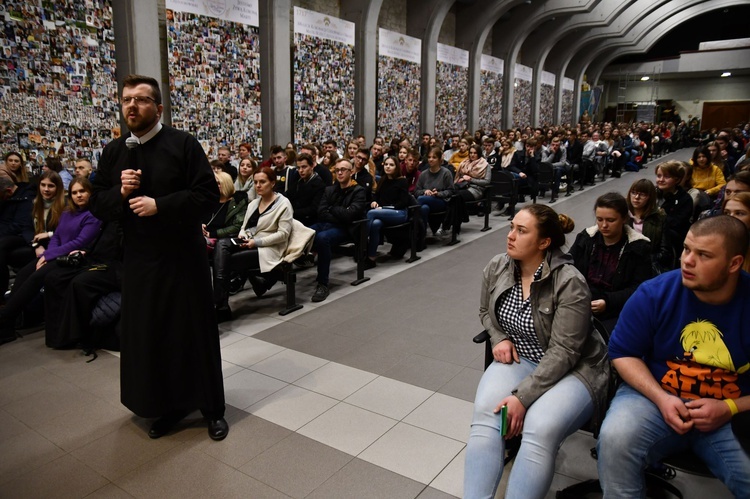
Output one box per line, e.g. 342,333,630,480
365,156,409,266
569,192,653,330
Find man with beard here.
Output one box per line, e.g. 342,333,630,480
90,75,228,441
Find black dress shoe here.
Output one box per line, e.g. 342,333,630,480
149,412,188,439
249,275,268,297
207,418,229,441
215,306,233,323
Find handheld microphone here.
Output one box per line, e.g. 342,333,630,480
125,137,140,194
125,137,140,150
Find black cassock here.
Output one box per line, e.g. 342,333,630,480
90,125,225,418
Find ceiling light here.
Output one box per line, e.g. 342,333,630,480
640,76,650,81
721,72,731,77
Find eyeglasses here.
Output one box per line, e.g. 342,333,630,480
356,156,368,162
122,96,156,106
334,167,352,173
630,192,648,198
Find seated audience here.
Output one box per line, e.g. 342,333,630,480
365,156,409,267
690,145,726,213
43,157,73,190
415,147,454,237
352,147,375,202
464,204,609,499
322,149,339,182
509,138,540,200
43,220,122,350
723,191,750,272
704,169,750,218
569,192,653,331
212,167,284,321
398,148,420,193
234,157,257,200
3,152,30,185
269,145,296,195
0,174,35,301
287,152,325,227
299,143,333,185
597,215,750,498
310,159,366,302
627,179,671,274
0,177,102,344
451,144,491,234
74,159,95,181
541,137,569,202
448,137,471,171
656,161,694,267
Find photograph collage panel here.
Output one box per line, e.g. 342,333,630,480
561,89,574,126
539,83,555,126
376,55,420,144
479,70,503,132
293,33,355,147
512,78,532,128
167,9,262,159
0,0,119,170
435,61,467,136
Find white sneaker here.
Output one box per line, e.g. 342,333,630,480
435,228,445,238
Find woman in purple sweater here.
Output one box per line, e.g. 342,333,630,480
0,177,102,344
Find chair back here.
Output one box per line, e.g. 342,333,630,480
490,169,517,205
537,162,554,193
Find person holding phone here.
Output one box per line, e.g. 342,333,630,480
230,166,293,301
464,204,610,499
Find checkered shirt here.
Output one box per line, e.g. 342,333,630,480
495,261,545,363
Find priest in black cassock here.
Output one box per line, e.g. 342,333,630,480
90,75,228,440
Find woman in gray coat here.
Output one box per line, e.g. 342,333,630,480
464,204,610,499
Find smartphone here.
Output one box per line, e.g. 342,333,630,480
230,238,244,246
499,405,508,436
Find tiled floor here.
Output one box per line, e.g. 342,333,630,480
0,149,732,498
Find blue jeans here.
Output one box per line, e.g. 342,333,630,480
597,383,750,498
310,222,349,286
417,195,448,230
366,208,407,257
464,357,594,499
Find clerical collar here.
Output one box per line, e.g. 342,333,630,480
130,121,163,145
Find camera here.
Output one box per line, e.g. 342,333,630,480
57,251,85,268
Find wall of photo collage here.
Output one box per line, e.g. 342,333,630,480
479,54,503,132
0,0,118,169
435,43,468,136
166,1,261,158
512,63,533,128
376,29,421,143
293,7,355,147
561,77,575,126
539,70,556,126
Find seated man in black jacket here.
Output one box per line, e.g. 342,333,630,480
509,138,540,201
288,153,325,227
309,159,366,302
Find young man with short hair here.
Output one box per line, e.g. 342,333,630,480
598,215,750,497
